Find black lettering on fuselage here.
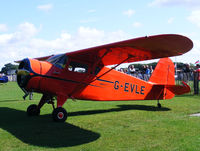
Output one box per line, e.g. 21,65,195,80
135,85,139,94
114,81,145,95
114,81,119,90
130,84,135,92
140,86,145,95
124,83,129,92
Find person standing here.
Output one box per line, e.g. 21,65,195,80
183,64,191,82
194,64,200,94
150,66,154,75
145,65,151,81
141,65,146,80
128,64,136,76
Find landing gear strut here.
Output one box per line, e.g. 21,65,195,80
26,94,68,122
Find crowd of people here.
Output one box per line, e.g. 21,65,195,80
118,63,200,82
176,63,200,83
118,64,154,81
118,63,200,94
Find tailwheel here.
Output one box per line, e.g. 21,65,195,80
157,102,162,108
27,104,40,116
52,107,67,122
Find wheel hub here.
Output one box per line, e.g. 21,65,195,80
57,112,64,119
52,107,67,122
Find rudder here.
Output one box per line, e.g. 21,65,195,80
149,58,175,85
149,58,175,99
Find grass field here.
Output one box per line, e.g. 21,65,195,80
0,82,199,151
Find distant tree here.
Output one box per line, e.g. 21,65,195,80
0,63,18,74
175,62,185,69
189,63,195,70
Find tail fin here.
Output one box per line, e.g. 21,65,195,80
149,58,175,85
149,58,190,99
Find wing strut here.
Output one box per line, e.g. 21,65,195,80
68,55,134,98
68,54,134,99
67,49,122,98
91,48,110,74
91,54,134,83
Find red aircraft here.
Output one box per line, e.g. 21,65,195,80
16,34,193,122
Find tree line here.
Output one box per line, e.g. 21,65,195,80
0,63,18,74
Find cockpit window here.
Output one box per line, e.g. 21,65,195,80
47,54,67,69
68,61,88,73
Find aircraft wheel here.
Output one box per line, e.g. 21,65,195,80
157,103,162,108
27,104,40,116
52,107,67,122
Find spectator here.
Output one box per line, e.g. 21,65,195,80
124,68,128,74
118,68,124,73
141,65,146,80
150,66,154,75
128,64,135,76
183,64,191,82
193,64,200,94
144,65,151,81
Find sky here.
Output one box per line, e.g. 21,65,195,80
0,0,200,69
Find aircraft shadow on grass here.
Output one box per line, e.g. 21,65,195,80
0,105,170,148
0,107,100,148
175,94,194,98
68,104,170,117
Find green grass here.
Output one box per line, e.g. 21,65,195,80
0,82,200,151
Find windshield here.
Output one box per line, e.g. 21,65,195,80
47,54,68,69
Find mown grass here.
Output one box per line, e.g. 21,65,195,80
0,82,199,151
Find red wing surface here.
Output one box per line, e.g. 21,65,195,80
15,34,193,66
67,34,193,66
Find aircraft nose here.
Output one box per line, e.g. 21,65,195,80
17,59,31,88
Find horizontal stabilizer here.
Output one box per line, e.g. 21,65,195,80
149,58,190,99
166,81,190,95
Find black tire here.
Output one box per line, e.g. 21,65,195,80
52,107,67,122
157,103,162,108
27,104,40,116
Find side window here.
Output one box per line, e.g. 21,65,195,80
47,54,67,69
55,55,67,69
68,61,88,73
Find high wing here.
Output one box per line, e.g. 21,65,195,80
16,34,193,65
66,34,193,66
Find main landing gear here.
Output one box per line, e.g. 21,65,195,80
27,104,40,116
26,94,68,122
52,107,67,122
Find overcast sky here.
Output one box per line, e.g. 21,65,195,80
0,0,200,69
